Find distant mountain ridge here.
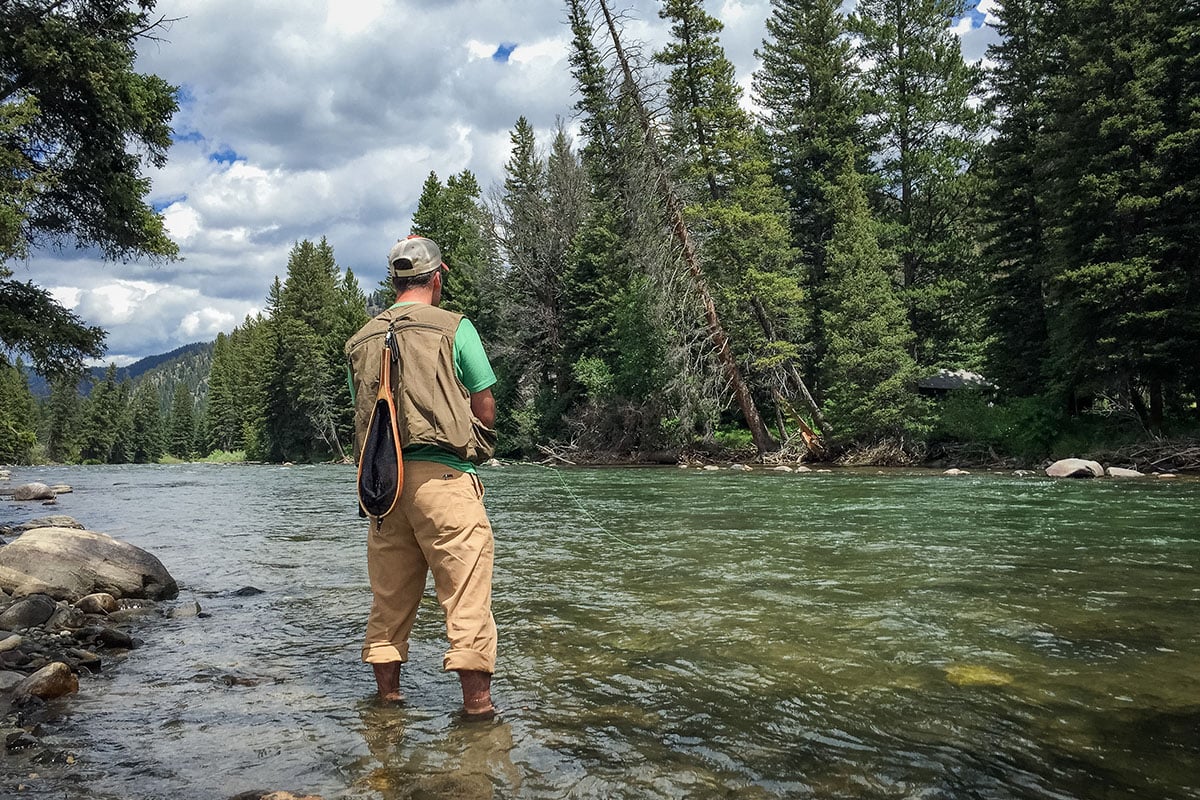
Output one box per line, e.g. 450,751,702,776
27,341,214,404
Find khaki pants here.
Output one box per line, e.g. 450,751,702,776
361,460,497,673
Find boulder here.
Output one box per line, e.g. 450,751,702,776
794,465,813,473
0,634,22,653
943,468,970,476
1106,467,1145,478
74,593,119,615
773,466,793,472
0,670,24,692
0,527,177,601
0,594,58,629
11,483,55,501
48,484,73,494
14,661,78,700
1045,458,1105,478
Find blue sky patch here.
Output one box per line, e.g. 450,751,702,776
209,146,242,165
961,1,987,28
152,195,187,213
172,130,204,144
493,43,517,63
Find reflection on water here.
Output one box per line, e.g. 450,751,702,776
1,463,1198,799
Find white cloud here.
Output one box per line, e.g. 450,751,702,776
18,0,994,365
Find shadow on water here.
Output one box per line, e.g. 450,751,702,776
2,463,1198,799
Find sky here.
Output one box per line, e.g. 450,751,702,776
15,0,999,366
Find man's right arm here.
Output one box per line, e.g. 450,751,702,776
470,388,496,429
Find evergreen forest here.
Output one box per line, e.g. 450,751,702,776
2,0,1198,468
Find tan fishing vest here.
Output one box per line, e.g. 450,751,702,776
345,303,496,464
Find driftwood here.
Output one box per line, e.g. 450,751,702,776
537,443,577,466
1102,440,1200,473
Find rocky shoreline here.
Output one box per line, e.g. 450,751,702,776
0,477,318,800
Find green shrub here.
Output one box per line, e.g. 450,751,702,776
200,449,247,463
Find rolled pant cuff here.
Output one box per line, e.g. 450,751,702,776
443,649,494,674
362,642,408,664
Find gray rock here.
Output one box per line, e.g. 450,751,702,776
0,594,57,629
794,465,813,473
0,515,86,537
45,603,85,631
0,634,22,653
772,466,793,472
14,661,78,700
1106,467,1145,478
10,482,54,501
11,483,55,501
943,468,970,476
232,586,264,597
0,527,177,601
167,600,201,619
0,670,24,692
48,484,72,494
1045,458,1105,478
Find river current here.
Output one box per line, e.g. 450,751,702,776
1,463,1197,799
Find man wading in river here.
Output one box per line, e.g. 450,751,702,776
345,235,499,719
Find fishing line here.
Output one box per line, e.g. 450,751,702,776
531,463,639,549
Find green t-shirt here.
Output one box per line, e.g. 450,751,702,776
368,302,496,473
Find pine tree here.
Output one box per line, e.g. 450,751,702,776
494,118,585,447
78,365,120,463
753,0,861,272
979,0,1053,397
852,0,987,368
1038,0,1198,428
167,383,195,459
820,150,927,446
411,171,502,341
0,359,37,464
109,378,135,463
205,332,243,452
43,374,81,462
129,380,165,462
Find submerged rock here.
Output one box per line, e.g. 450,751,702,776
0,527,177,601
944,664,1014,687
1045,458,1105,478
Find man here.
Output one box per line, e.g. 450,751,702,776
345,235,499,719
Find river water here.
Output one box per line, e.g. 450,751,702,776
1,463,1198,799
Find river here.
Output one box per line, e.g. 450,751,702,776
1,463,1197,799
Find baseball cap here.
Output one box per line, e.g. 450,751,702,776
387,236,448,278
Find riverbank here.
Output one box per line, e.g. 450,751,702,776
525,435,1200,476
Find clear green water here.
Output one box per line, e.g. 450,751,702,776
2,464,1198,799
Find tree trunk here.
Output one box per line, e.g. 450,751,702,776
595,0,776,454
